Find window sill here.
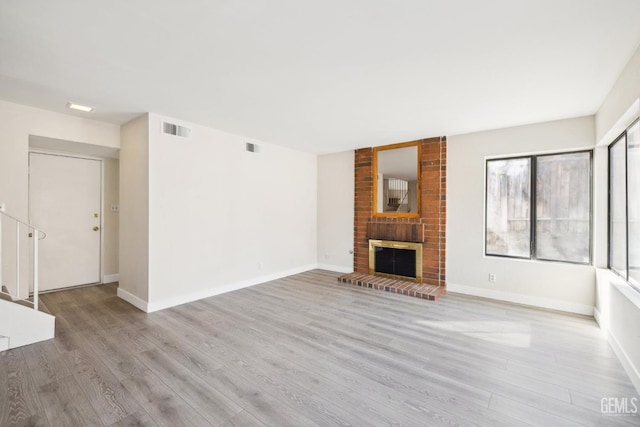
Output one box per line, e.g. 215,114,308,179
597,268,640,311
484,254,593,267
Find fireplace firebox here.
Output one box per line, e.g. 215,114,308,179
368,239,422,281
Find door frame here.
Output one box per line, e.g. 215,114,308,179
28,149,105,290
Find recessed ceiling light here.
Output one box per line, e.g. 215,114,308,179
66,102,94,112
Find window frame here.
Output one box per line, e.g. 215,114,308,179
608,132,628,280
484,149,593,265
484,155,532,261
608,118,640,291
372,140,422,219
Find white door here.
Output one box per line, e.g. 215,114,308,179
29,153,102,291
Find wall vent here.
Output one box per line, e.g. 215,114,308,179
162,121,191,138
246,142,261,153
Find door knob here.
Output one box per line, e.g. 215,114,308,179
93,226,100,231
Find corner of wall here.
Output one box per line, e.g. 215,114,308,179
317,150,355,272
118,114,150,306
590,42,640,393
595,269,640,393
596,44,640,144
146,264,319,313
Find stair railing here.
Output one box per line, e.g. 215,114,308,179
396,190,410,213
386,178,410,212
0,210,45,311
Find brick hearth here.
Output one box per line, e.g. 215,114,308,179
338,273,446,301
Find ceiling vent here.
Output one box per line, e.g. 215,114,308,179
246,142,261,153
162,121,191,138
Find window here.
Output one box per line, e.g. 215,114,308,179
486,158,531,258
630,123,640,286
609,120,640,288
486,151,592,264
610,136,627,277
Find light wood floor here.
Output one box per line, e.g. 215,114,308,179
1,270,638,426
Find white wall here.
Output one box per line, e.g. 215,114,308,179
447,116,596,315
0,99,118,218
0,100,119,295
594,43,640,392
118,114,150,304
317,151,354,273
122,113,318,311
595,270,640,392
596,44,640,145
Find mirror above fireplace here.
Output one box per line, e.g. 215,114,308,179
373,141,421,217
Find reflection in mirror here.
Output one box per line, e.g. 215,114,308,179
375,144,419,215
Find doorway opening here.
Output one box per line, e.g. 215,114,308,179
28,135,119,292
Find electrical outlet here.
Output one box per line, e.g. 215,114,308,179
110,204,120,213
488,273,496,282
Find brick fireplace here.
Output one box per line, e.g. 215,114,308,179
353,136,446,286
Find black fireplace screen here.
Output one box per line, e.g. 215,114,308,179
374,247,416,279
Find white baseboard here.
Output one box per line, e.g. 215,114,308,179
446,282,594,316
593,306,603,328
595,307,640,393
316,263,353,274
103,274,120,284
117,288,148,312
594,271,640,394
144,264,319,313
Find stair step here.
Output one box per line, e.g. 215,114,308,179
0,299,55,349
14,299,34,309
0,284,51,312
37,300,52,315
